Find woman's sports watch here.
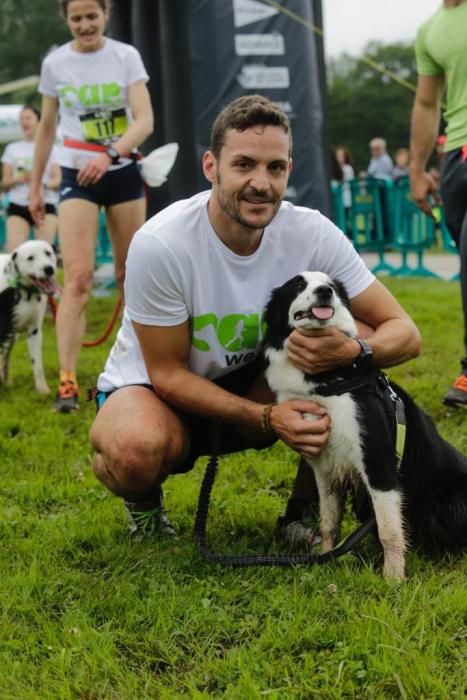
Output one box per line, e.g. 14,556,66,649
354,338,374,369
105,146,121,164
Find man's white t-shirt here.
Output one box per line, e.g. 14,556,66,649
38,37,149,171
97,192,375,392
1,140,60,206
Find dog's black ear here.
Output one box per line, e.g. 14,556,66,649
332,278,351,311
263,275,306,347
11,251,17,260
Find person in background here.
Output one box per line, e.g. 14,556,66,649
409,0,467,408
1,105,60,252
89,94,421,541
330,149,343,183
335,145,355,209
392,147,410,180
367,137,393,178
29,0,154,413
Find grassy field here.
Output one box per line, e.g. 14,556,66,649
0,276,466,699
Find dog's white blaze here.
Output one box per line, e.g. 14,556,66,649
288,271,357,337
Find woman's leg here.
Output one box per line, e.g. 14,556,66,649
105,196,146,295
35,213,58,245
6,215,31,252
54,198,99,409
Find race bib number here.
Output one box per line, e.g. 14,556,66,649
79,108,128,142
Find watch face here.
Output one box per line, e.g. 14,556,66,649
106,147,119,163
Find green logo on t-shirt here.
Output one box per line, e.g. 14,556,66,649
192,311,267,352
58,82,122,109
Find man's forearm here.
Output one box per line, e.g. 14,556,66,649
150,366,265,428
409,100,440,173
366,318,421,369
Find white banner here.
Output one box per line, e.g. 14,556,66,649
0,105,23,143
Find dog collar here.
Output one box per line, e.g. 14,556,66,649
7,277,43,297
310,366,380,396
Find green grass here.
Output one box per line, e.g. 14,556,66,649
1,278,466,699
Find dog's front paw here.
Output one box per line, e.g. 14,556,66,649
35,383,51,395
383,560,405,581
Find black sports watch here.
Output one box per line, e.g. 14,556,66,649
105,146,121,164
353,338,374,369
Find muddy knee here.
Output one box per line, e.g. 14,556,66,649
94,435,166,499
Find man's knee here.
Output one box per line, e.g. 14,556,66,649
93,429,167,496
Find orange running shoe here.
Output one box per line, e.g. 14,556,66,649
53,371,79,413
443,374,467,409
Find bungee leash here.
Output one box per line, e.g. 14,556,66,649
194,422,377,568
194,371,407,568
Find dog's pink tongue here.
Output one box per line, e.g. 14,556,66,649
34,278,62,296
312,306,334,320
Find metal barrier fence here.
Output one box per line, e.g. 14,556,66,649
331,175,459,279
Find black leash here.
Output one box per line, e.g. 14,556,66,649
194,423,377,568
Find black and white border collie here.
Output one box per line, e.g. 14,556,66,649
0,240,58,394
262,271,467,580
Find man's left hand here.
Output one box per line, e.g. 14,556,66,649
287,327,359,374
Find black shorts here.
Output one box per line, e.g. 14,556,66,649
440,148,467,248
7,202,57,227
60,161,144,208
95,360,276,474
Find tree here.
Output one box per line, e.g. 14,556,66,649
327,41,420,172
0,0,69,105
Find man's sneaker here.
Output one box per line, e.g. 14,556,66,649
443,374,467,409
53,378,79,413
276,496,321,547
124,495,177,540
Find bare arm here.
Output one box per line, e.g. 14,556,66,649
2,163,30,190
409,73,445,217
287,279,421,374
76,80,154,186
133,320,331,458
43,162,61,191
111,80,154,157
29,95,59,224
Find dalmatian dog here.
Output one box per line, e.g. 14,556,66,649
0,240,59,394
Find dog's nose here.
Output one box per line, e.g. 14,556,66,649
314,284,332,299
44,265,54,277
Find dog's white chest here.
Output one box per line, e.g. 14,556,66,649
265,349,365,478
13,293,47,331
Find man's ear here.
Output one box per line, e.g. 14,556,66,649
202,150,217,184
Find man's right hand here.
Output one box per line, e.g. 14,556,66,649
410,169,438,219
269,399,331,459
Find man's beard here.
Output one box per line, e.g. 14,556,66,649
216,174,281,229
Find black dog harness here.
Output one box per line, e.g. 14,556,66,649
311,367,406,468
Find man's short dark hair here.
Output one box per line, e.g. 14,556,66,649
210,94,292,159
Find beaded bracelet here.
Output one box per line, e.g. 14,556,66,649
261,402,276,435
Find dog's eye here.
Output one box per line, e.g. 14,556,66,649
45,251,51,257
27,255,34,261
291,276,307,292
